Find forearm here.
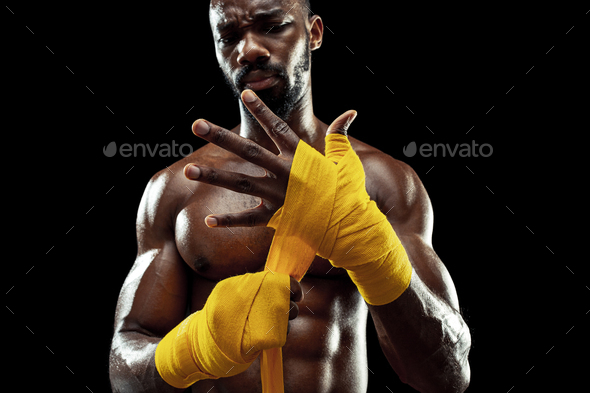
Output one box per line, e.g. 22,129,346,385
109,331,184,393
369,274,471,393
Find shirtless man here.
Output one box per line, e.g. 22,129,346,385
108,0,471,392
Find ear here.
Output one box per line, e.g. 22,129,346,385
308,15,324,51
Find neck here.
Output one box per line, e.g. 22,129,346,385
237,86,327,155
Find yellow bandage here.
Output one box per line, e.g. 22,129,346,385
260,136,342,393
268,134,413,306
260,133,413,392
155,271,289,389
157,133,413,392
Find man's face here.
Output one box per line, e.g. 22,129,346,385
209,0,312,121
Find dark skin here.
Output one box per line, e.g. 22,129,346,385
109,1,471,392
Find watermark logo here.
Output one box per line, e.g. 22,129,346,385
403,141,418,157
103,141,117,157
403,141,493,158
103,141,194,158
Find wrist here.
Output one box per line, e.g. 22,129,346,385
345,243,413,306
323,210,413,306
155,271,289,388
155,311,218,389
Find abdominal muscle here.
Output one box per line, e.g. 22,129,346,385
189,273,370,393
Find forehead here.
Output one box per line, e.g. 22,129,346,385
210,0,296,29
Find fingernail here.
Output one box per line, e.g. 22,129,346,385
194,120,210,135
243,90,257,103
185,165,201,179
346,111,358,126
205,216,218,227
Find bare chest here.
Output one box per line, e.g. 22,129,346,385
174,183,343,281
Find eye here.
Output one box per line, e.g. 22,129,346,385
265,23,289,33
219,34,239,45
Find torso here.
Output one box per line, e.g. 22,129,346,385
167,129,388,393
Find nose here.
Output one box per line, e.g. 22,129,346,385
236,32,270,66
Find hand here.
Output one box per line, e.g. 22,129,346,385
184,89,356,227
287,276,303,334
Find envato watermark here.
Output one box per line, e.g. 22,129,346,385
403,141,493,158
103,141,194,158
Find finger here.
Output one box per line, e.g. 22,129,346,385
241,89,299,155
203,200,276,228
326,110,358,136
184,164,284,204
288,301,299,321
287,276,303,324
192,118,287,176
289,276,304,303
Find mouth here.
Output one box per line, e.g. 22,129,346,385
242,75,279,91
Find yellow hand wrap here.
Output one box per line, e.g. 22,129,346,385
156,133,413,392
155,271,289,389
268,134,413,306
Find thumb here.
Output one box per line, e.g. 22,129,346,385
326,110,358,136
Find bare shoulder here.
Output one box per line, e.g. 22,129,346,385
348,135,417,182
348,136,434,242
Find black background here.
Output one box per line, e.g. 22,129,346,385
5,2,589,392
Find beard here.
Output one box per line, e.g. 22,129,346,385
221,38,311,122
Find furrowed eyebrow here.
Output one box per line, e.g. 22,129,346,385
217,8,288,32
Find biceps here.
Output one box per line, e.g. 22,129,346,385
113,245,189,338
